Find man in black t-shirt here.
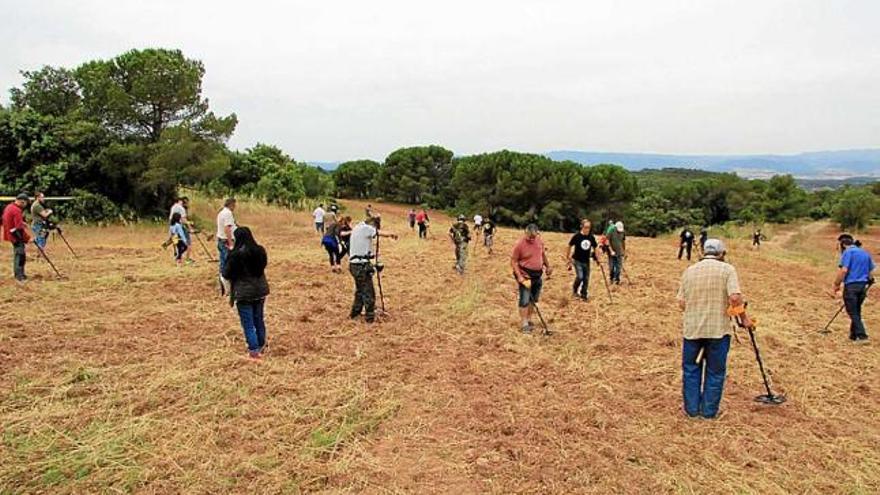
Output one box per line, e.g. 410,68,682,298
567,219,599,300
678,227,695,261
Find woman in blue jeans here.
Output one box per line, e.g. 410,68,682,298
222,226,270,360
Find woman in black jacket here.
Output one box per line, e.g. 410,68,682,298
222,226,270,359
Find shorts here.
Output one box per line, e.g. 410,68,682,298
484,234,494,247
517,273,543,308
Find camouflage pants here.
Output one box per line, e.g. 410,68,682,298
454,242,468,273
349,262,376,320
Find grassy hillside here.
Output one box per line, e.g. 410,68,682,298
0,199,878,493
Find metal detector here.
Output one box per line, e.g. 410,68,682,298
33,241,64,279
595,259,613,304
818,304,846,334
530,299,552,336
746,327,786,404
193,230,218,262
819,282,872,334
55,227,78,258
374,227,389,317
731,307,786,405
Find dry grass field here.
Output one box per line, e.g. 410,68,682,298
1,197,878,494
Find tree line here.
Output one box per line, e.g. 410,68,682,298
1,48,876,233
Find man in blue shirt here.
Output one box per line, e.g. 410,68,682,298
833,234,875,342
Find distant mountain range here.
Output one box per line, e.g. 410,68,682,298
545,149,880,179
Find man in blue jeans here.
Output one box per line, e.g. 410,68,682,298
216,198,237,295
832,234,875,343
676,239,750,419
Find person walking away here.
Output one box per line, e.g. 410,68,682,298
699,227,708,254
676,239,748,418
567,219,599,300
338,216,353,260
322,221,343,273
169,212,190,267
408,209,416,230
483,219,496,254
679,227,695,260
217,198,237,295
449,215,471,274
30,192,52,250
605,220,616,237
2,193,31,282
833,234,875,343
324,205,338,232
752,229,764,249
348,215,397,323
169,196,195,263
416,209,429,239
313,204,326,234
222,226,270,360
511,224,553,333
608,221,626,284
473,214,483,242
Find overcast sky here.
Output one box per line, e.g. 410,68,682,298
1,0,878,162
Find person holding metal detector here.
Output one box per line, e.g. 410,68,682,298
348,215,398,323
567,219,599,300
676,239,749,418
449,215,471,275
831,234,875,343
2,193,32,282
31,192,52,249
511,224,553,334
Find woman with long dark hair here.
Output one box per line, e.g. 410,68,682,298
222,226,270,359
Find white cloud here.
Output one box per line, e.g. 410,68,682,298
1,0,878,161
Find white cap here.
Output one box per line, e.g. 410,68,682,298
703,238,725,256
615,221,624,232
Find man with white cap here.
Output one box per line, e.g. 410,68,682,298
676,238,750,419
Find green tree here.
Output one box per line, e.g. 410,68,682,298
300,164,335,198
75,48,237,143
10,66,81,117
759,175,808,223
377,145,454,204
833,187,879,230
334,159,380,198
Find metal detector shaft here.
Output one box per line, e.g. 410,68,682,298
747,327,776,398
375,232,387,314
33,241,63,278
596,259,613,303
194,231,217,261
530,298,550,336
820,304,846,333
56,230,78,258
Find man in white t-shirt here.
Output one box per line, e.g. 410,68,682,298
313,204,326,234
348,215,397,323
216,198,237,294
473,214,483,240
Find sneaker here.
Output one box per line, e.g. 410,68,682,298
854,337,870,345
365,316,375,324
247,351,262,360
521,323,533,334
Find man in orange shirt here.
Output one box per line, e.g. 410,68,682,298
511,224,553,333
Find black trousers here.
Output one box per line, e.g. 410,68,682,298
678,243,693,260
844,282,869,339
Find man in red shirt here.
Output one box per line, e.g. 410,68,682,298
510,224,553,333
415,209,429,239
3,193,32,281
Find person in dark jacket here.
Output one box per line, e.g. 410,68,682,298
222,226,270,359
